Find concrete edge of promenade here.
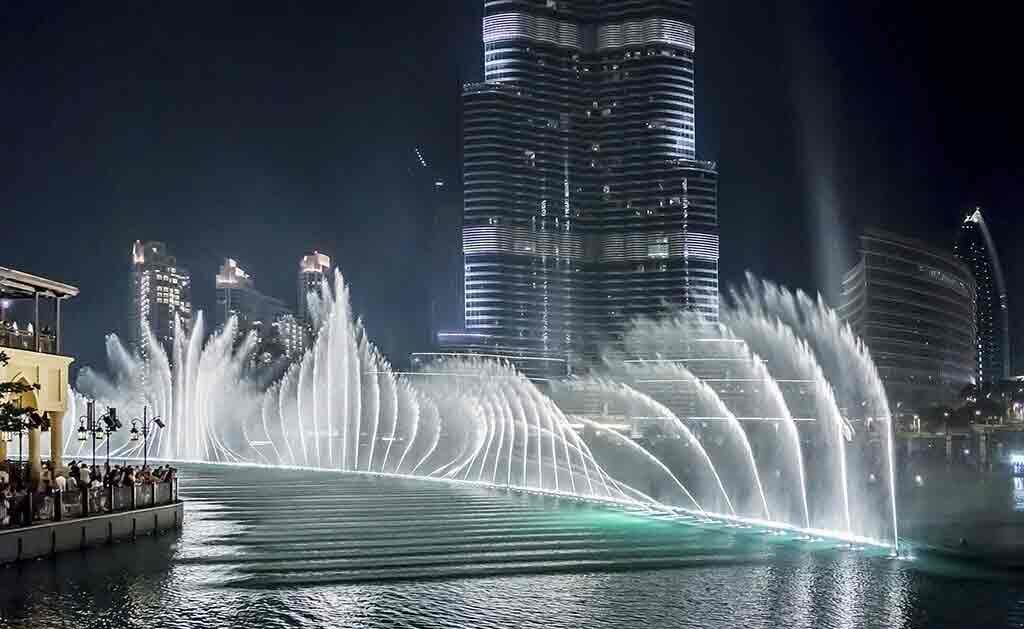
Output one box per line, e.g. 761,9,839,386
0,502,184,566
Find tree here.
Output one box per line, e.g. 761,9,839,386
0,351,50,435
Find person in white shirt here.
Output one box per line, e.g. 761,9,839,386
54,474,67,492
80,465,91,485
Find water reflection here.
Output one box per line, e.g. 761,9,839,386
1,466,1022,629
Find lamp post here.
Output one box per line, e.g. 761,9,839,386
78,401,98,469
130,407,164,467
78,404,121,469
100,408,120,468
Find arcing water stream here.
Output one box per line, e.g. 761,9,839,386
63,271,899,549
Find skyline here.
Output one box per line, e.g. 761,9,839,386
2,0,1022,373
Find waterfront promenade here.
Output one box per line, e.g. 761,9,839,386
1,459,182,564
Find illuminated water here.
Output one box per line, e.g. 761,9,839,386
64,271,899,547
2,466,1022,629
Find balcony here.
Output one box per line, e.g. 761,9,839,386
0,266,78,356
0,322,56,355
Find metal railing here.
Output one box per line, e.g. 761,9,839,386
1,480,179,529
0,324,56,354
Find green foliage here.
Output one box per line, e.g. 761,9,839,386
0,351,48,433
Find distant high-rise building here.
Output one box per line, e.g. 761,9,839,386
297,251,332,325
215,258,289,331
130,241,193,366
954,208,1011,385
215,258,302,363
434,0,719,378
840,229,977,410
271,313,307,360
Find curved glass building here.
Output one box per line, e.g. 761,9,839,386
455,0,719,376
954,208,1011,385
840,229,977,409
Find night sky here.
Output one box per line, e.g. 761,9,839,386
3,1,1022,374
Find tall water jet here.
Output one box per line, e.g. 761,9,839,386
721,308,851,532
64,269,896,547
730,274,897,545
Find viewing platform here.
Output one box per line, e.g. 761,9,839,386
1,266,184,565
0,476,182,565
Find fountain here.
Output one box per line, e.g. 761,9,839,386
63,270,898,549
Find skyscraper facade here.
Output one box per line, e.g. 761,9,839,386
297,251,332,325
954,208,1011,385
453,0,718,376
840,229,977,410
217,258,307,363
130,241,192,365
215,259,288,331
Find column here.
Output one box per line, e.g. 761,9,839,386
0,435,7,462
28,427,42,485
49,411,64,473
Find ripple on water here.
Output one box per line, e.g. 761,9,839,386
2,465,1023,629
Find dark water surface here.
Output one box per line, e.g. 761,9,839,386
2,466,1023,628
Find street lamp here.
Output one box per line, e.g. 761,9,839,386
130,407,165,467
98,408,121,467
77,402,117,469
78,401,99,468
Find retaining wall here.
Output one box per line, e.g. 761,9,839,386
0,502,183,565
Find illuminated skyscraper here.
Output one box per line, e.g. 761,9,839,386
130,241,192,366
297,251,332,325
955,208,1011,384
216,258,304,362
216,258,288,330
443,0,718,377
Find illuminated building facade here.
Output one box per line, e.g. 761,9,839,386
216,258,288,331
444,0,719,378
297,251,332,326
840,229,977,410
130,241,192,366
271,313,307,360
954,208,1011,385
216,258,305,363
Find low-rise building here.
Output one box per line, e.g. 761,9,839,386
1,266,78,479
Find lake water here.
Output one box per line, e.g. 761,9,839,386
1,466,1022,628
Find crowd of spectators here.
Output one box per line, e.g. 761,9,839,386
1,460,177,527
